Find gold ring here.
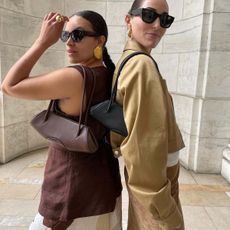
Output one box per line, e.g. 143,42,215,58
56,15,64,22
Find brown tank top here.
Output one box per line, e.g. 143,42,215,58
38,65,122,221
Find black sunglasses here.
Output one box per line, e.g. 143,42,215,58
129,8,174,28
61,28,99,42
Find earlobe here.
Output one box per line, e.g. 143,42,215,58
125,15,132,38
125,15,131,28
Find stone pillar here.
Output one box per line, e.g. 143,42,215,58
154,0,230,173
222,144,230,183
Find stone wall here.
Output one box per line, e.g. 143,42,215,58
0,0,66,162
0,0,132,163
154,0,230,173
0,0,229,175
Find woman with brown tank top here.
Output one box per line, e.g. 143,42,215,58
1,10,122,230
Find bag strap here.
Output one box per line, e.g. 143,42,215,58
77,65,87,135
43,100,54,122
73,65,96,135
82,67,96,124
43,65,96,136
106,51,158,111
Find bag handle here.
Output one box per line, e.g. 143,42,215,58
70,65,96,136
77,65,87,136
83,68,96,124
106,51,157,112
42,65,95,137
43,100,54,122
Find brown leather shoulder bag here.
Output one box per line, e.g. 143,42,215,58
30,65,98,153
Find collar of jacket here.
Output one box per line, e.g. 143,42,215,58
123,38,149,54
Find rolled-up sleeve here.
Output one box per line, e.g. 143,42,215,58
111,55,182,228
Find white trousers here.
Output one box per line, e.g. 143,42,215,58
29,196,122,230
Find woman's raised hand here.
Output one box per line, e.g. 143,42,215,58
36,12,69,48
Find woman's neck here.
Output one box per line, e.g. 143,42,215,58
77,58,103,68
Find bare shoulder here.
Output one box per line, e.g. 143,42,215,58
52,66,83,81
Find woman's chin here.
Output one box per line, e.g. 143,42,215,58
68,58,78,64
148,40,160,49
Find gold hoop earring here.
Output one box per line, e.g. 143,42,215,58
128,28,132,38
94,46,103,60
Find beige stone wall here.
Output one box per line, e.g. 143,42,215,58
0,0,229,174
154,0,230,173
0,0,66,162
0,0,132,163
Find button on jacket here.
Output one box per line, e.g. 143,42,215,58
111,38,185,229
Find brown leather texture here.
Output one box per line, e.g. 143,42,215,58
31,108,98,153
30,65,98,153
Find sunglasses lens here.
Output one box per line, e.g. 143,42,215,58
61,31,70,42
61,29,98,43
132,8,174,28
142,9,158,23
72,29,85,42
160,14,174,28
60,29,86,42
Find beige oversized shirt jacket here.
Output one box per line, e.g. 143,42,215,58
111,39,185,229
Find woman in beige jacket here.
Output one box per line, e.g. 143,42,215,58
111,0,185,229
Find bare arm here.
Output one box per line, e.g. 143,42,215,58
0,12,77,101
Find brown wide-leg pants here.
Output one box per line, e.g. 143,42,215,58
125,163,184,230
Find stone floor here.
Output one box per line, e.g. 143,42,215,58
0,148,230,230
